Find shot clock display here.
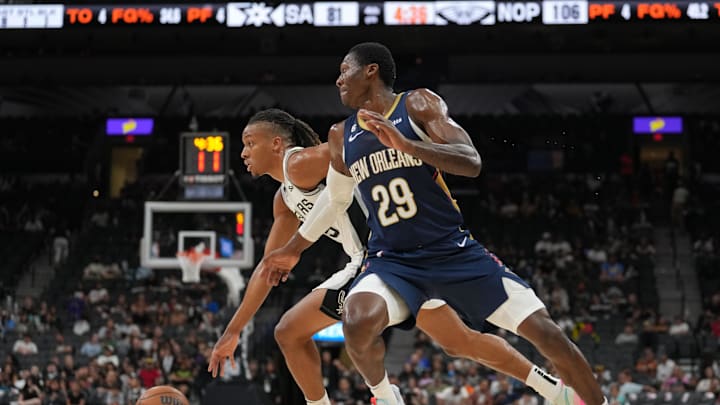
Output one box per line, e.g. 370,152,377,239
180,132,229,186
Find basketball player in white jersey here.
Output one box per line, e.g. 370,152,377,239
208,109,582,405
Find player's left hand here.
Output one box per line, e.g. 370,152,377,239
358,109,412,153
258,245,301,286
207,331,239,378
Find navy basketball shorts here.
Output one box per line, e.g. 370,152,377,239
347,239,545,333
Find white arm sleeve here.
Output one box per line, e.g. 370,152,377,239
298,165,356,243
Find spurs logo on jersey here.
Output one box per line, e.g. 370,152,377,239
280,147,364,257
336,290,346,316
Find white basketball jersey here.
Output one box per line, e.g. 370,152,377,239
280,147,365,260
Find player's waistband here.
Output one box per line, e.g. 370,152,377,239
367,229,477,259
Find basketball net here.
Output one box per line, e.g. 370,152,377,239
176,244,212,283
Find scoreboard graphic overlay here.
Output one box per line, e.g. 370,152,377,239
1,1,718,29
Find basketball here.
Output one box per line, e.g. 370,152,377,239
136,386,189,405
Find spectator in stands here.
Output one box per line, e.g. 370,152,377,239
168,356,194,388
118,315,140,338
72,316,90,337
499,198,519,218
711,314,720,338
696,366,719,393
556,313,575,334
606,382,621,405
197,312,220,338
491,375,517,404
617,369,653,400
534,232,554,256
156,345,174,376
261,359,281,405
436,378,471,405
67,291,86,322
693,234,715,256
399,362,419,384
641,313,670,348
88,283,109,305
97,345,119,368
600,255,625,283
103,381,124,405
319,350,340,392
66,379,85,405
552,233,573,256
12,333,38,356
126,337,146,366
98,319,120,342
635,348,658,379
635,237,656,260
14,313,30,335
668,316,691,336
18,376,42,405
589,293,612,315
671,180,689,230
586,242,608,264
550,284,571,315
656,353,676,383
330,376,360,405
515,391,539,405
130,294,150,326
615,325,639,345
401,376,428,405
124,375,144,405
58,354,74,379
42,306,61,334
23,215,43,232
0,309,12,340
472,379,492,405
90,209,109,228
80,334,102,358
44,377,66,405
661,366,690,391
44,362,60,382
51,229,69,268
138,358,162,389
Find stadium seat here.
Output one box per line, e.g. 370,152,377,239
674,335,699,361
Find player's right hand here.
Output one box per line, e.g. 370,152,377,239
207,332,239,378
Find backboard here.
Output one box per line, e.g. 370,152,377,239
141,201,254,269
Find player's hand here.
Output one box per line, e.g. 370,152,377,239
258,245,301,286
358,109,412,152
207,331,239,378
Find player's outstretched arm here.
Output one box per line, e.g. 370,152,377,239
259,123,355,286
208,189,299,378
358,88,482,178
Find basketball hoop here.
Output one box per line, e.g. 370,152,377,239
176,248,211,283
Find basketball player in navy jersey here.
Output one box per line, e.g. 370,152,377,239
260,43,607,405
208,109,583,405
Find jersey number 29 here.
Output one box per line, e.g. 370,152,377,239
371,178,418,227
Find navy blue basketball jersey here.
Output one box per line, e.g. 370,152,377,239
343,91,469,254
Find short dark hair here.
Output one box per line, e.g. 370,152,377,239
348,42,396,88
247,109,321,148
